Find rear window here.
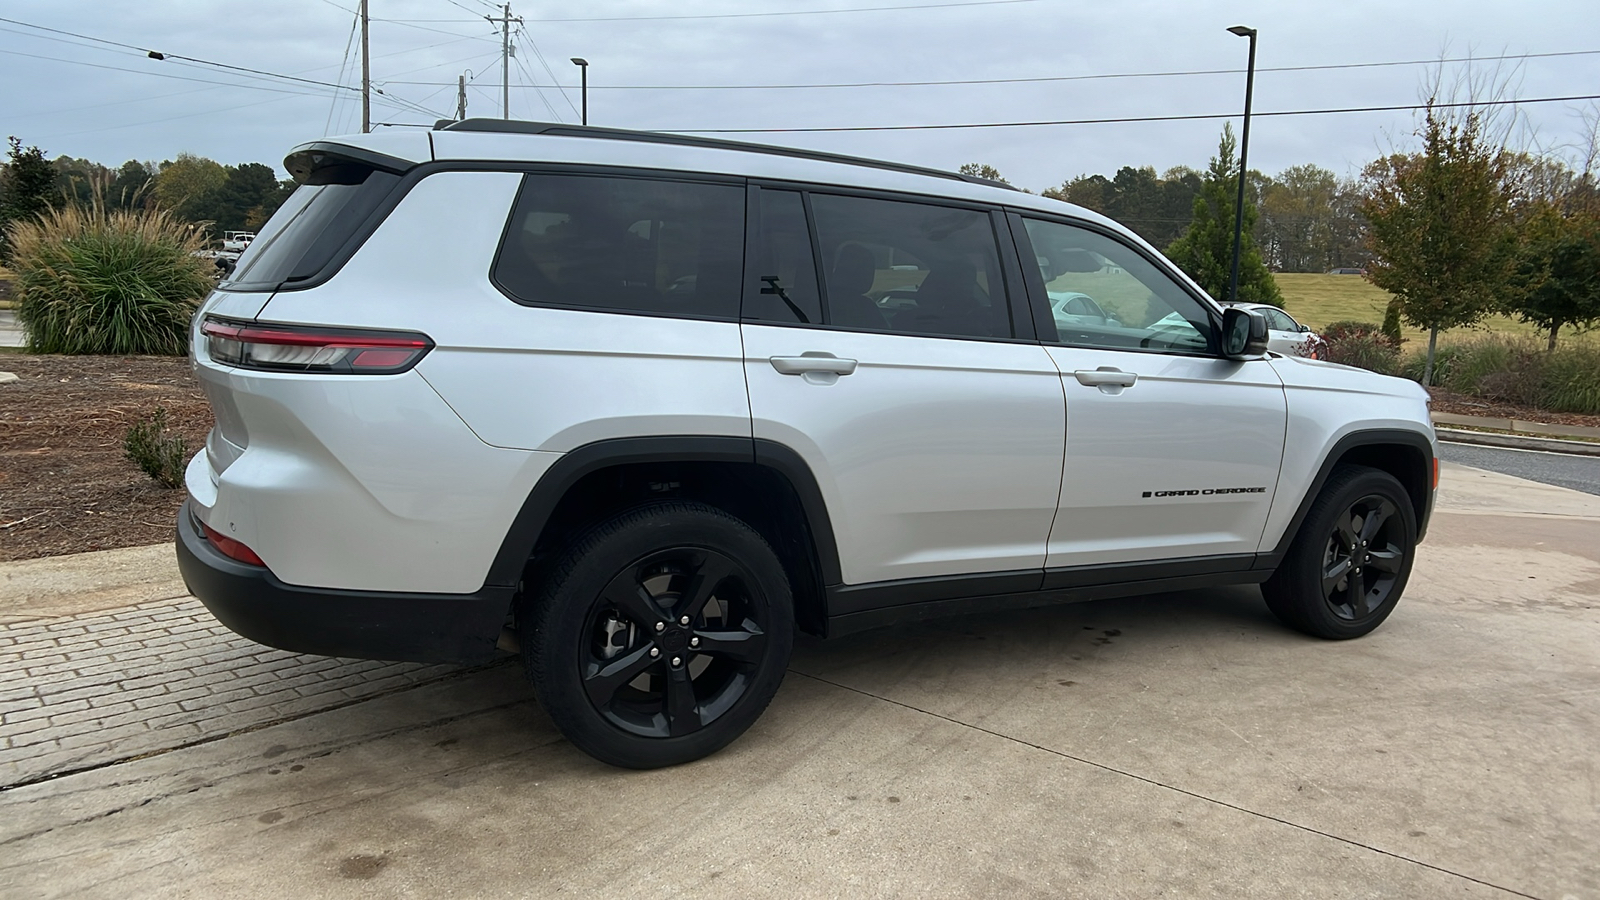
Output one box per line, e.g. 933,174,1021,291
225,165,401,290
493,173,745,319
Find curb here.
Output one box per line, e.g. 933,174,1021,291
1436,427,1600,457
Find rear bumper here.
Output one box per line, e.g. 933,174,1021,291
177,499,512,665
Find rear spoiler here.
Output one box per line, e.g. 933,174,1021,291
283,142,414,185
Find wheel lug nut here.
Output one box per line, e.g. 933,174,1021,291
649,647,660,658
671,656,682,667
690,637,700,648
679,616,690,626
654,622,665,633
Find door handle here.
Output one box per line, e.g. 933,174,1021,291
1073,367,1137,387
770,354,858,376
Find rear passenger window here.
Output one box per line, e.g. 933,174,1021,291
494,174,745,319
810,194,1011,339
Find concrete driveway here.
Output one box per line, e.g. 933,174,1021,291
1,463,1597,899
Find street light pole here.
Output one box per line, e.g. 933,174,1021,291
1226,24,1257,303
570,58,588,125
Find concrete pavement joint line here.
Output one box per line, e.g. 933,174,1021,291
788,669,1542,900
0,659,516,794
0,695,547,853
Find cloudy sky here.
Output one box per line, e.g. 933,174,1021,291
2,0,1596,190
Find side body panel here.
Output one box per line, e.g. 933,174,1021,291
743,324,1065,586
1044,348,1288,566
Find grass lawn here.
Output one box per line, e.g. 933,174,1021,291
1275,273,1546,347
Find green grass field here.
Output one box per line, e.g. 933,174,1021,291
1275,273,1546,346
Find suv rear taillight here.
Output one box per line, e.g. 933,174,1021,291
200,520,266,567
202,318,432,374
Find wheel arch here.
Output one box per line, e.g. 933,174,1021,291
486,437,842,636
1258,428,1435,570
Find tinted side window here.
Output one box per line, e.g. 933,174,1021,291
494,174,745,318
743,189,821,324
810,194,1011,339
227,167,401,289
1022,218,1214,354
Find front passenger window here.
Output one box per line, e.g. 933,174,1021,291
1022,218,1213,354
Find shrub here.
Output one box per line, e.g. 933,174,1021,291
1318,321,1401,375
6,191,210,355
1539,342,1600,414
1381,299,1405,345
123,406,188,488
1399,335,1600,414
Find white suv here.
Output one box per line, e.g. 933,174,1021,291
178,121,1437,769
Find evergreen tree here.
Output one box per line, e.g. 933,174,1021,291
0,137,57,259
1164,124,1281,304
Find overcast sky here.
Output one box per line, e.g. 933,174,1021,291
2,0,1596,191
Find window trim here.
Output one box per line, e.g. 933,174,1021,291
742,179,1032,344
1007,210,1225,358
490,168,751,322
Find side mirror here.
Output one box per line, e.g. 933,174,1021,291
1299,323,1312,333
1222,307,1270,359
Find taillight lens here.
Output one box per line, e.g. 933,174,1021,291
202,318,432,374
200,520,266,567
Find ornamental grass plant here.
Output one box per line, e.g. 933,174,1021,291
5,189,211,355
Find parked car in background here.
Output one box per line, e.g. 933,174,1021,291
1223,302,1321,358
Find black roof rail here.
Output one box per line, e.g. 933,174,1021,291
432,118,1019,191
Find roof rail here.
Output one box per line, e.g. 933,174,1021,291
432,118,1019,191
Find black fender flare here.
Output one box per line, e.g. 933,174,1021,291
483,436,843,588
1254,428,1434,570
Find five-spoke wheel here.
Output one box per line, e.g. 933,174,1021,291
1263,465,1416,639
522,502,793,768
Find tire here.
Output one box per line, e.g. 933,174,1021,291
521,502,794,768
1262,465,1417,640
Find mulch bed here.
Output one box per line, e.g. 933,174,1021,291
0,354,211,562
1426,389,1600,430
0,354,1596,564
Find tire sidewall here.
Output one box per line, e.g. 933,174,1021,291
525,503,794,768
1273,467,1418,640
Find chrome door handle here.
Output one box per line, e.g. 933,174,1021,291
1073,367,1137,387
770,354,858,376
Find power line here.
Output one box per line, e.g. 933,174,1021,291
520,0,1043,22
0,15,362,93
664,93,1600,134
378,48,1600,91
515,27,580,119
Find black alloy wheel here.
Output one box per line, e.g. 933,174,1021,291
1263,465,1417,640
582,546,769,739
1319,494,1405,621
523,502,794,769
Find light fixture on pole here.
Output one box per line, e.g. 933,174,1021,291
570,58,589,125
1225,24,1257,303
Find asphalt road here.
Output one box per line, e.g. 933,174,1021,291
1438,440,1600,496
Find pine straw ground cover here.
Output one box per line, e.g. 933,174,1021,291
0,354,210,562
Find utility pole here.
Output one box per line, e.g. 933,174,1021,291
360,0,370,132
485,3,522,119
457,73,468,120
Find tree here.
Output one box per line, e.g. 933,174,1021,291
0,136,56,258
1361,105,1518,385
1507,203,1600,350
959,163,1009,185
152,153,228,225
110,160,156,209
1043,166,1200,248
212,162,285,234
1165,124,1282,304
1257,164,1340,272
